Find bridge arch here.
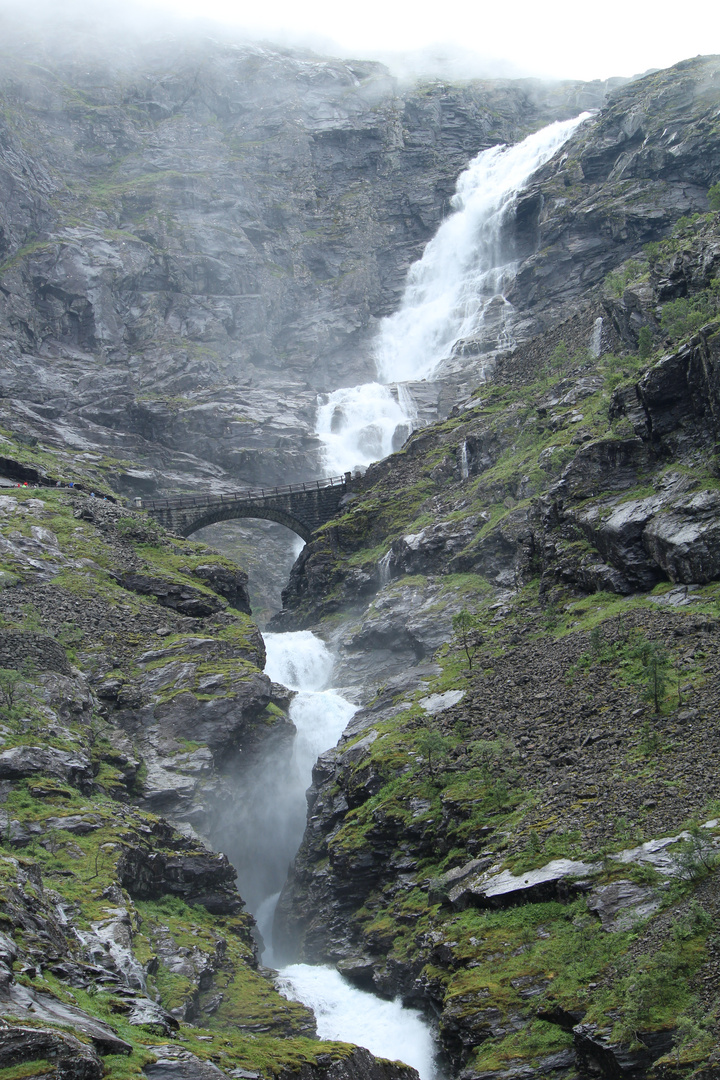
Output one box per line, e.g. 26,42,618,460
138,474,352,543
177,504,312,542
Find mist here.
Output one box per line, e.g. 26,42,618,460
4,0,710,86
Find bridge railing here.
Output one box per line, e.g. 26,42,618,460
139,473,350,511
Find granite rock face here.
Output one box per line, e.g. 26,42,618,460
0,31,610,499
506,56,720,332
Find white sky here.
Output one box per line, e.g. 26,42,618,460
130,0,719,81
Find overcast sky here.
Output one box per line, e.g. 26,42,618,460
0,0,717,82
128,0,718,81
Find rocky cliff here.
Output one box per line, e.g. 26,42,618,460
0,484,426,1080
0,25,613,500
0,26,720,1080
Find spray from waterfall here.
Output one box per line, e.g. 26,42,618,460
214,632,355,924
316,113,592,475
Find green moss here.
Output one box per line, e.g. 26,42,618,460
0,1063,55,1079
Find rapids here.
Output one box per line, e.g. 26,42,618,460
246,631,440,1080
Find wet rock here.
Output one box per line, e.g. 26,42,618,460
586,880,661,931
0,746,93,790
115,996,179,1034
0,1023,104,1078
449,858,599,910
0,981,132,1055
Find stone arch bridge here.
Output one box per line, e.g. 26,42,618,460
137,473,352,542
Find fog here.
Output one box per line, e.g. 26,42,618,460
2,0,717,83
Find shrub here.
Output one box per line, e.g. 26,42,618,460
0,667,29,715
708,182,720,212
674,825,719,882
416,728,452,779
605,260,642,298
660,293,716,340
637,326,653,359
633,639,670,714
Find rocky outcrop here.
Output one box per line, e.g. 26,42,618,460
276,1048,419,1080
0,745,93,789
506,56,720,331
0,1024,104,1079
117,840,241,913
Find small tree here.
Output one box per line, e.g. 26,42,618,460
0,668,26,715
634,640,670,714
452,608,482,671
709,181,720,212
416,729,451,780
637,325,653,360
548,341,569,375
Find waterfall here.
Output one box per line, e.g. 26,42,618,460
315,114,591,476
315,382,415,475
277,964,437,1079
231,630,440,1080
459,440,469,480
375,112,592,384
217,632,355,918
378,549,392,584
591,316,603,358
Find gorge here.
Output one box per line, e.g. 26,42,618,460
0,17,719,1080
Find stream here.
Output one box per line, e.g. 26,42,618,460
237,631,439,1079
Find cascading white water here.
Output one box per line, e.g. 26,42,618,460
377,549,392,584
591,316,603,358
217,632,355,921
315,382,415,476
375,112,592,384
278,965,437,1079
315,114,591,476
247,631,439,1080
459,440,469,480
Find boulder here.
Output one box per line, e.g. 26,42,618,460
586,880,661,931
449,858,599,909
0,1023,103,1078
0,746,93,789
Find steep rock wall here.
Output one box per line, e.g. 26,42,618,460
0,32,610,496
